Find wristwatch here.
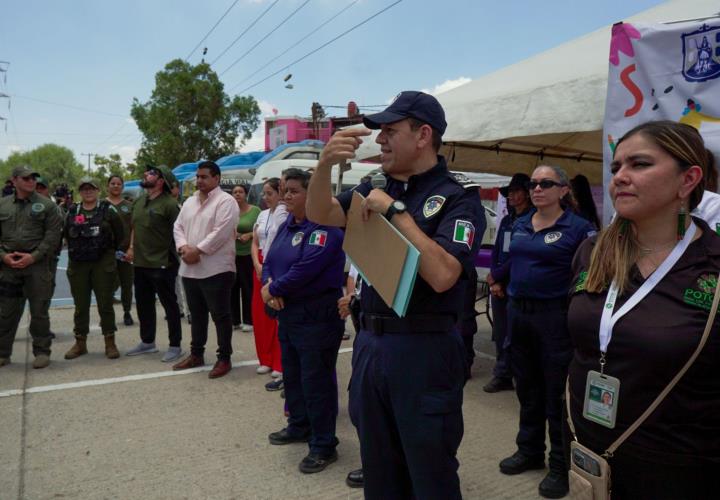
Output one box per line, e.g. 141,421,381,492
384,200,407,220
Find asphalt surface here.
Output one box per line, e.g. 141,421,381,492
0,300,547,500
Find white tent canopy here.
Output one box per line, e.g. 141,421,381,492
437,0,719,184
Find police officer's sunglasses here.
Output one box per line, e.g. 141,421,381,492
527,179,566,190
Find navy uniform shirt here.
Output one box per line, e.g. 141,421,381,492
490,207,531,284
262,214,345,301
336,157,486,319
507,208,595,300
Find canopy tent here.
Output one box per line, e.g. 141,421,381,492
437,0,719,185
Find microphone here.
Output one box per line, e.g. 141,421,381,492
370,173,387,190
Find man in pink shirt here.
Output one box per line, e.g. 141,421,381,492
171,161,240,379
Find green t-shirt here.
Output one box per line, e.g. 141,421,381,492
107,198,133,250
235,205,261,256
131,192,180,268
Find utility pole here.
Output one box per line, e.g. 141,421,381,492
81,153,95,173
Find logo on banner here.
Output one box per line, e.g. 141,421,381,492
308,230,327,247
682,24,720,82
453,220,475,249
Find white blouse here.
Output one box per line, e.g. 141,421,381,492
255,203,289,255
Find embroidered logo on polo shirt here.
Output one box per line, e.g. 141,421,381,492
121,205,130,213
683,273,717,311
292,232,304,247
453,220,475,249
544,231,563,244
31,203,45,213
308,230,327,247
423,195,445,218
574,271,588,292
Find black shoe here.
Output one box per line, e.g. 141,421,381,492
123,312,134,326
268,428,310,445
539,470,569,499
345,468,363,488
265,379,284,392
49,331,56,339
299,450,338,474
499,451,545,475
483,377,514,393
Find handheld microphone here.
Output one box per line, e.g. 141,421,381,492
370,173,387,191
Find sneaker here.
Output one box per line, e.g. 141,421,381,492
499,450,545,475
123,312,134,326
126,342,159,356
241,324,254,332
256,365,271,374
271,370,282,379
0,357,10,367
265,379,284,392
538,470,569,499
162,346,183,363
299,451,338,474
483,377,515,393
32,354,50,369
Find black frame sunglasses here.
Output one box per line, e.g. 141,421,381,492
527,179,566,190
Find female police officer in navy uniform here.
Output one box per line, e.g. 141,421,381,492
306,91,485,500
498,165,595,499
261,168,346,474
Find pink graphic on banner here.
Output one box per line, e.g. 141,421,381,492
610,23,641,66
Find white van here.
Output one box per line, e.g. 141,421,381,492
248,159,380,206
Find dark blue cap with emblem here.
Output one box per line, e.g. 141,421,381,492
363,91,447,135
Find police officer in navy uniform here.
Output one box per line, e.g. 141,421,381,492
307,91,485,499
262,168,346,474
498,165,595,499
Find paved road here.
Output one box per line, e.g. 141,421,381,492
0,302,545,499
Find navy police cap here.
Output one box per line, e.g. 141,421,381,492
362,91,447,135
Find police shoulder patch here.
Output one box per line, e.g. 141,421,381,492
449,172,480,189
309,230,328,247
423,195,446,218
292,232,304,247
31,203,45,213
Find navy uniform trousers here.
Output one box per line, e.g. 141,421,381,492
349,327,466,500
508,297,572,472
278,292,344,455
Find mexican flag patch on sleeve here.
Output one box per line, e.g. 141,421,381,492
309,230,328,247
453,220,475,249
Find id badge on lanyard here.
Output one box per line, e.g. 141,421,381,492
583,222,697,428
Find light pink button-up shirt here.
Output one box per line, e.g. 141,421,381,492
174,186,240,279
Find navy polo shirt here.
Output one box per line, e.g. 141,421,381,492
336,157,486,318
507,208,595,300
490,208,531,284
262,214,345,301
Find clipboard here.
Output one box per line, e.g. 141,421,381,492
342,191,420,317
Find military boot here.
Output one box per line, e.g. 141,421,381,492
104,334,120,359
64,337,88,360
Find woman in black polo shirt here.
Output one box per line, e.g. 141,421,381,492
567,120,720,498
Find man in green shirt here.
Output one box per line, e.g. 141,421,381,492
125,166,184,362
0,166,63,368
106,175,135,326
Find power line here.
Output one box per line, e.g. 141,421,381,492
220,0,312,76
231,0,403,94
185,0,241,61
233,0,359,88
11,94,127,118
210,0,280,66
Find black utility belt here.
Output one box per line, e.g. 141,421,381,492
360,313,456,335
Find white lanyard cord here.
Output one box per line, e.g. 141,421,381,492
599,221,697,354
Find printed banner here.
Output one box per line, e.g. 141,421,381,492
603,18,720,222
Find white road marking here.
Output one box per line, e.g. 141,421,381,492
0,347,354,398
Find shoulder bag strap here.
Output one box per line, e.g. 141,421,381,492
566,275,720,456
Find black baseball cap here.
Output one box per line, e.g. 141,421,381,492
499,173,531,197
363,91,447,135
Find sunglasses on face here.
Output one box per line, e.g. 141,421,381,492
145,169,160,177
528,179,565,190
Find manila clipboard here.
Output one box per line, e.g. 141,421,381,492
342,191,420,317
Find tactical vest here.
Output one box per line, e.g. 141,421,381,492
67,202,113,262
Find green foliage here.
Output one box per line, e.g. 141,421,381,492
0,144,85,193
131,59,261,168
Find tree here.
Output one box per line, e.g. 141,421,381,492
131,59,261,168
94,153,132,180
0,144,85,193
